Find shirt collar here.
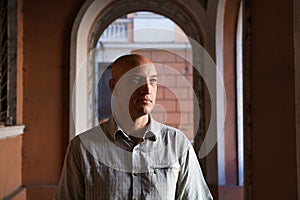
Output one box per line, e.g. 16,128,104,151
107,114,161,142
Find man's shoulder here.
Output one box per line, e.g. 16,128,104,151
152,120,192,148
68,125,106,149
153,120,188,138
149,120,194,166
63,128,102,158
160,123,182,134
78,125,104,141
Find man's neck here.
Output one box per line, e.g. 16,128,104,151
114,112,149,138
131,114,149,131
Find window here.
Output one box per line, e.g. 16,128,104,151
0,0,17,127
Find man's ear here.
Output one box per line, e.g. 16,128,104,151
109,79,116,94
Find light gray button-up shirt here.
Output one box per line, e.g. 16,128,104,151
55,116,213,200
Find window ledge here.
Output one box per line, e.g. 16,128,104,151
0,125,25,139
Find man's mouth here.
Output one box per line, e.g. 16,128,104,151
134,97,152,104
142,98,152,104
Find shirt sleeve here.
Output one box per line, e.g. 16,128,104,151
175,145,213,200
55,137,85,200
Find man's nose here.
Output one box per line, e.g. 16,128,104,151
140,82,152,95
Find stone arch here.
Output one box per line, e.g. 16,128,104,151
88,1,205,51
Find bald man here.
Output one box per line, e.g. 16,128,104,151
55,54,213,200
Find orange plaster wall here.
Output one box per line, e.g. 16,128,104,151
250,0,297,199
0,136,22,198
21,0,84,198
26,187,56,200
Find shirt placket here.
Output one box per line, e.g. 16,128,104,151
132,144,142,200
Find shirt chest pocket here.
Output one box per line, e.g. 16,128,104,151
151,166,180,183
145,164,180,199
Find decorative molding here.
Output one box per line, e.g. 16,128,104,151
0,125,25,139
89,0,203,51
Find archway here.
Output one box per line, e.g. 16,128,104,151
69,0,207,139
94,11,195,140
70,0,225,198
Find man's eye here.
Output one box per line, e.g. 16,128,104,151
131,78,141,84
150,78,157,83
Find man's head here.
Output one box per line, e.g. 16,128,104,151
109,54,157,120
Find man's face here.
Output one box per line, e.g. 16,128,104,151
114,64,157,119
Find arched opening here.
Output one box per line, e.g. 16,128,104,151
69,0,243,199
69,0,206,140
94,11,195,140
